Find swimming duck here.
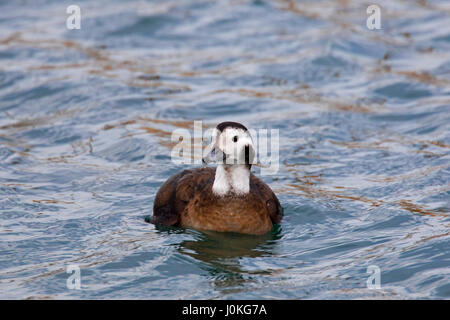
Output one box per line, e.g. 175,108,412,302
149,121,282,235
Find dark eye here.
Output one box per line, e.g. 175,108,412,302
232,136,238,143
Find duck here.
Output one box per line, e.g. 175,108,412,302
148,121,282,235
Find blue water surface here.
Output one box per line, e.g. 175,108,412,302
0,0,449,299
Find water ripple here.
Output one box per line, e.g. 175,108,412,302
0,0,449,299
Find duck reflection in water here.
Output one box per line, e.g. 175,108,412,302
153,224,282,287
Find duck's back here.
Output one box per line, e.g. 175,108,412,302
151,167,282,235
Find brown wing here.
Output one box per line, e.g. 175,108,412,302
250,174,283,224
151,167,215,226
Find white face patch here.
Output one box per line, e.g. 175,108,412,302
217,128,254,165
208,124,254,197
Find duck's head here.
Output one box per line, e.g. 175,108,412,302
203,121,255,169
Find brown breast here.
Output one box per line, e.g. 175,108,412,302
181,189,274,235
151,167,282,235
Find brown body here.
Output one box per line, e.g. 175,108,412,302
151,167,283,235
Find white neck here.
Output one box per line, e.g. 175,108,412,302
212,164,250,197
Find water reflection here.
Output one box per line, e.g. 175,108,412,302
180,226,281,259
176,225,282,289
